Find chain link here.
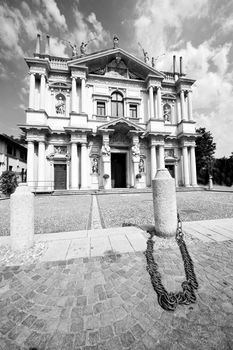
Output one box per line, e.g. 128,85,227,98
123,213,199,312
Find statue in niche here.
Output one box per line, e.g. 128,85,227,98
55,95,66,114
132,143,140,157
163,103,171,122
113,34,119,49
101,143,111,156
139,158,145,173
92,157,98,174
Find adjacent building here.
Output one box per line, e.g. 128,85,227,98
0,134,27,182
19,34,197,191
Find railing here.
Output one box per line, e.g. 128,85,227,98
50,59,68,70
163,72,175,81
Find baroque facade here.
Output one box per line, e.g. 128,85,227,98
20,34,197,191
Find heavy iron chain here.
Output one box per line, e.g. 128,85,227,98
123,213,198,312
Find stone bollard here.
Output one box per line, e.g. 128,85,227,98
10,183,34,251
208,175,213,190
152,168,177,237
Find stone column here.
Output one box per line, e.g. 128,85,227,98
71,142,78,189
66,161,70,190
187,91,193,121
29,73,35,109
180,90,186,121
81,142,88,189
40,74,46,110
157,87,162,119
72,77,77,112
38,141,46,189
158,144,165,169
10,183,34,251
150,145,157,181
149,86,154,119
81,78,86,113
182,146,190,186
27,141,34,186
154,92,158,119
190,146,197,186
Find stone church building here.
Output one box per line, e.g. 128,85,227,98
19,34,197,191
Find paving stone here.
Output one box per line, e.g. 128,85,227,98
120,331,136,348
86,330,99,345
99,325,114,340
76,295,87,307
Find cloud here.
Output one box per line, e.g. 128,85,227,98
70,3,111,53
134,0,209,57
50,37,68,57
0,62,8,79
41,0,67,30
0,0,67,59
0,3,24,58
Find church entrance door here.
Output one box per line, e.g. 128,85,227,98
165,164,175,178
54,164,67,190
111,153,126,188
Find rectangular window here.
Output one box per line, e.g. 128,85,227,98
97,101,106,116
129,104,137,118
9,165,13,171
7,145,13,155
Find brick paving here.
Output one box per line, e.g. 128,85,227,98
0,236,233,349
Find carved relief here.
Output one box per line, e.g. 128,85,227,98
91,157,98,174
110,132,130,145
54,146,67,154
101,143,110,156
139,158,145,173
131,144,140,157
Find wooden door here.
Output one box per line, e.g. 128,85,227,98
54,164,66,190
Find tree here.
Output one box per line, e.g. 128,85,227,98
0,171,18,196
195,127,216,184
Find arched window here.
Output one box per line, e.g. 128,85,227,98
111,92,124,117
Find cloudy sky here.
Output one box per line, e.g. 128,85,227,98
0,0,233,157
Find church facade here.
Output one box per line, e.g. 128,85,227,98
20,34,197,191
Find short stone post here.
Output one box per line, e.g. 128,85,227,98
152,168,177,237
10,183,34,251
208,175,213,190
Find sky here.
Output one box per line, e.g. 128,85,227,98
0,0,233,158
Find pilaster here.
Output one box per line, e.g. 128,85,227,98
27,141,34,186
71,142,79,189
29,73,35,109
81,142,88,189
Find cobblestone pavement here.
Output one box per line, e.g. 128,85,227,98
0,236,233,350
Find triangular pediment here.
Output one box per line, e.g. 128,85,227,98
98,117,145,133
68,48,165,81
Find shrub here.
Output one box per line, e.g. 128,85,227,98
0,171,18,196
103,174,109,180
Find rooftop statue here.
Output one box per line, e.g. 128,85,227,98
69,42,78,57
113,34,119,49
80,41,88,55
138,42,149,64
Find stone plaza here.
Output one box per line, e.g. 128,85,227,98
0,188,233,349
